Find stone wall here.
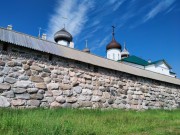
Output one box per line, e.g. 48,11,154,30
0,43,180,110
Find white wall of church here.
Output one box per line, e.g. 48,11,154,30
145,63,171,76
57,40,69,46
107,49,121,61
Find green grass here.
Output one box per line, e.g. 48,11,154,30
0,108,180,135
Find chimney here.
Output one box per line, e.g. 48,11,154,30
69,42,74,48
7,25,13,30
42,33,47,40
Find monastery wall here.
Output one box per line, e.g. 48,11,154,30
0,43,180,110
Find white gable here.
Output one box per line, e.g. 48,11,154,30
156,61,170,69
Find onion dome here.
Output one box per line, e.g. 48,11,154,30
83,40,90,53
106,26,122,51
54,28,73,43
121,42,130,58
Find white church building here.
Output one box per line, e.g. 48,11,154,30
105,27,176,78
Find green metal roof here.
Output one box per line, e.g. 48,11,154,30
120,56,172,69
170,71,176,75
120,55,149,66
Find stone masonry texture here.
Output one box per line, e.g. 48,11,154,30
0,43,180,110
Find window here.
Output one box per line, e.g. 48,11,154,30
3,44,8,51
113,53,115,60
93,66,98,73
88,64,91,69
49,54,53,61
118,54,120,60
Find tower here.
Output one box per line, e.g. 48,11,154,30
106,26,122,61
83,40,90,53
121,42,130,59
54,28,73,47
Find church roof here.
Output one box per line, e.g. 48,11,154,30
121,55,149,66
106,38,122,50
121,56,172,69
106,26,121,51
0,27,179,85
54,28,72,42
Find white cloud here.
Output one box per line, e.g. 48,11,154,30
91,36,110,51
113,0,126,11
47,0,94,41
143,0,176,22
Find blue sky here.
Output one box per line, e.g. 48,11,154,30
0,0,180,77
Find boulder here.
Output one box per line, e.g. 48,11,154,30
16,93,30,100
82,89,93,95
69,71,75,77
56,96,66,103
44,77,51,83
19,75,29,80
11,99,25,106
91,96,101,102
0,77,4,83
40,102,50,108
83,74,92,80
30,76,44,82
50,101,61,108
41,72,50,77
23,64,30,70
63,90,73,97
13,88,26,94
30,65,43,71
52,90,62,96
30,93,43,100
79,95,91,101
73,86,82,94
16,81,32,88
47,83,59,90
66,97,77,103
2,67,11,75
44,91,53,97
0,61,5,66
1,90,14,98
0,84,11,91
46,97,55,103
27,100,40,107
79,101,92,107
8,72,21,79
27,88,38,94
43,68,51,73
102,92,111,99
7,61,16,67
59,84,71,90
35,83,47,89
93,90,103,96
108,99,114,104
0,96,10,107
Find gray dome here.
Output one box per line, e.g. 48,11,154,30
54,28,73,43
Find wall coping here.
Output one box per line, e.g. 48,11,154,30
0,27,180,86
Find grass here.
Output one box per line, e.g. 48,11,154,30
0,108,180,135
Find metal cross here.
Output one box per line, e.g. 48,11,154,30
112,25,115,37
62,17,68,28
85,40,88,48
